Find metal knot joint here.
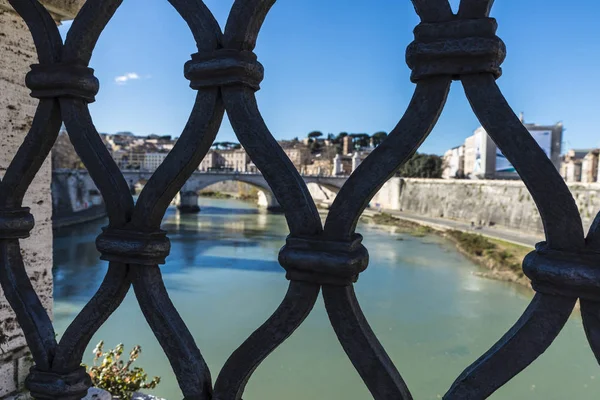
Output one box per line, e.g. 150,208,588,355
0,207,35,239
26,63,100,103
96,227,171,265
406,18,506,83
25,366,91,400
523,242,600,302
184,49,264,91
278,234,369,286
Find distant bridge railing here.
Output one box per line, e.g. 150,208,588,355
54,168,351,179
2,0,599,399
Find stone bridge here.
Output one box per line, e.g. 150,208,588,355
53,170,348,212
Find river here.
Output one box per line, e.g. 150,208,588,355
52,198,599,399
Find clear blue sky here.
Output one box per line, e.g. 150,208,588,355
58,0,600,155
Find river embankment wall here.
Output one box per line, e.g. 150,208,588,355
371,178,600,235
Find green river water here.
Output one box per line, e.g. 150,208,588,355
52,198,599,399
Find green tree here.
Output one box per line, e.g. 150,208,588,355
308,131,323,139
372,131,388,146
398,153,443,178
336,132,348,140
350,133,370,149
310,140,323,154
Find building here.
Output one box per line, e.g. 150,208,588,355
220,148,250,172
281,144,311,172
463,134,477,178
111,149,128,169
198,148,250,172
561,149,592,182
442,145,465,179
332,154,353,175
342,135,353,155
143,152,169,171
303,156,333,176
125,150,147,169
581,150,599,183
199,151,219,171
450,117,563,180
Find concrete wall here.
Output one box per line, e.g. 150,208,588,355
0,1,84,397
373,178,600,235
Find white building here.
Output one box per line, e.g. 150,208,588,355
442,145,465,179
453,118,563,180
221,149,250,172
198,148,250,172
143,152,169,171
581,150,599,183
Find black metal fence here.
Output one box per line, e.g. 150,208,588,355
1,0,599,399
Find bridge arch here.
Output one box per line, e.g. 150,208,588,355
181,173,281,211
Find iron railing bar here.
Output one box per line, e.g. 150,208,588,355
167,0,223,52
411,0,454,23
581,300,600,365
223,87,322,236
131,91,224,230
61,100,134,227
457,0,495,18
0,240,56,370
444,293,576,399
223,0,277,51
324,78,451,240
7,0,62,64
323,285,413,400
53,264,131,373
586,212,600,247
0,100,61,208
130,265,212,400
461,74,585,250
213,282,320,400
61,0,122,66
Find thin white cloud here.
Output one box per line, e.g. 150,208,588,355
114,72,141,85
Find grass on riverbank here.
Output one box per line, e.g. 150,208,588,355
365,213,434,237
444,230,530,285
362,213,533,287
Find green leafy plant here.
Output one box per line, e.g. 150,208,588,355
86,341,160,400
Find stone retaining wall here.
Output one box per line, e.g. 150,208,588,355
373,177,600,235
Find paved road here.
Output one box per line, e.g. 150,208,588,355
366,209,543,248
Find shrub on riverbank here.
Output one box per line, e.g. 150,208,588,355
199,191,232,199
444,230,528,283
367,213,433,237
445,230,495,256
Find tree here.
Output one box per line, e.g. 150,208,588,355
308,131,323,140
372,131,388,146
310,140,322,154
52,131,84,170
335,132,348,143
397,153,443,178
350,133,370,149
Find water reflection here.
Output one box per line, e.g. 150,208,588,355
52,198,599,399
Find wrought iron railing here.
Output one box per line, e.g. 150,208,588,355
1,0,599,398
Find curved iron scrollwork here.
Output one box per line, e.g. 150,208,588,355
0,0,598,399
